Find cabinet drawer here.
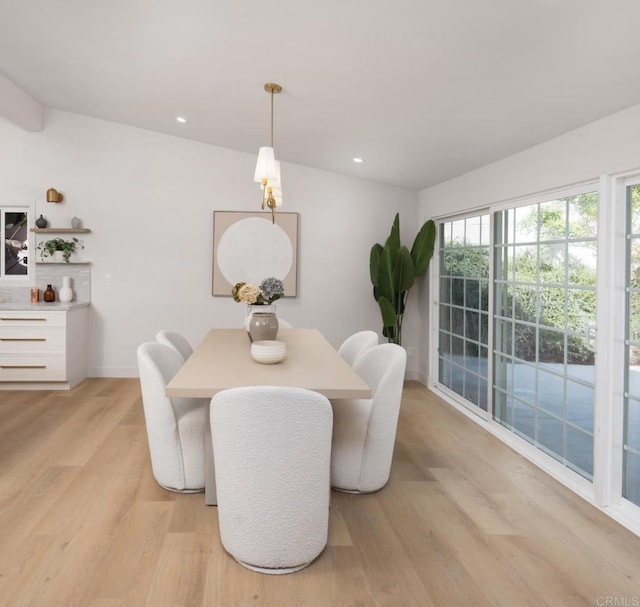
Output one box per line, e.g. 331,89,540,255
0,311,66,327
0,310,67,327
0,327,66,353
0,354,65,381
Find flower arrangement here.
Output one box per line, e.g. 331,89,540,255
232,277,284,305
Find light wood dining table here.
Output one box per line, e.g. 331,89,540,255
165,328,372,504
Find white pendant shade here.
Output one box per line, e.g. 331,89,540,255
254,146,277,183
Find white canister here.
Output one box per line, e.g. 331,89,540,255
59,276,74,303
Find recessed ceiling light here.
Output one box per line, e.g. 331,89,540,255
353,157,363,163
176,116,187,124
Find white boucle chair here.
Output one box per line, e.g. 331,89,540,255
137,342,206,493
337,330,379,367
210,386,333,574
331,343,406,493
155,330,193,361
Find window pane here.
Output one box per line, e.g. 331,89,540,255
439,305,451,333
567,244,597,284
539,288,566,329
537,411,564,462
566,426,593,478
512,399,536,441
568,193,597,239
566,381,594,433
439,331,450,356
436,214,490,412
539,199,567,241
629,239,640,289
439,355,451,386
627,399,640,452
440,276,451,304
465,216,481,246
537,368,564,417
465,310,479,342
624,451,640,505
451,308,464,337
538,328,565,364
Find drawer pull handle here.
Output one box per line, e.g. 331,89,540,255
0,365,47,369
0,318,47,321
0,338,46,342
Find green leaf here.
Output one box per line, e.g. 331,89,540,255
377,246,396,305
396,292,407,315
378,296,396,328
384,213,400,254
411,219,436,276
393,245,415,294
369,243,383,287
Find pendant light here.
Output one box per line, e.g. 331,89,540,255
253,82,283,224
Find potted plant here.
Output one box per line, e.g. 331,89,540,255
370,213,436,345
37,237,84,263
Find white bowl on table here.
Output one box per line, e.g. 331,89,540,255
251,340,287,364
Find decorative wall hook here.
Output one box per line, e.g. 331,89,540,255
46,188,63,203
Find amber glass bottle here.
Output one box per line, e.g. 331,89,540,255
43,284,56,302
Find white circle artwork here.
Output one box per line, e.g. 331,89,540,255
217,217,293,287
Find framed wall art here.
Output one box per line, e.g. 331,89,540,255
212,211,298,297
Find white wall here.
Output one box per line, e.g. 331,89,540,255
420,103,640,218
418,101,640,381
0,109,420,376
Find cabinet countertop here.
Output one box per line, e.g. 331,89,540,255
0,301,90,311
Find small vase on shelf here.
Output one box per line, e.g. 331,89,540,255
59,276,73,303
43,284,56,303
36,214,48,228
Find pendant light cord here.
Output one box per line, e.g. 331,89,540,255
270,88,274,149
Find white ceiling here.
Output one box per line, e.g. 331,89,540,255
2,0,640,190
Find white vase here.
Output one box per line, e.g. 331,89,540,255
59,276,73,303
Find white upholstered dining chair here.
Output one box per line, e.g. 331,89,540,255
155,329,193,361
210,386,333,574
330,343,406,493
337,330,378,367
137,342,206,492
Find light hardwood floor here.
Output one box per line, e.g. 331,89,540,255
1,379,640,606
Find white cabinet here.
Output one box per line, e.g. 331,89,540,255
0,305,88,389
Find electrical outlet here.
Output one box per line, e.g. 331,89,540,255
104,273,112,286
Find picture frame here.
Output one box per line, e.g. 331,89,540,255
212,211,298,297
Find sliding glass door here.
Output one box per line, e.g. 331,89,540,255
437,215,490,411
492,193,597,480
434,190,598,482
624,183,640,505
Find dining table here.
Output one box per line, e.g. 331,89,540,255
165,328,372,505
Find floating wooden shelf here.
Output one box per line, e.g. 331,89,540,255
31,228,91,234
36,261,91,265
